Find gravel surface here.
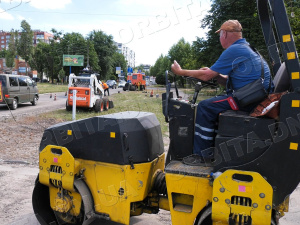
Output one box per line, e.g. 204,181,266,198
0,116,62,165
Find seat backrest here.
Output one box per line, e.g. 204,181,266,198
273,62,291,93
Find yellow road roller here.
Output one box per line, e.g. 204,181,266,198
32,0,300,224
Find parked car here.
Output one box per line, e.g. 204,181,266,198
32,77,40,82
41,79,49,83
0,74,39,110
118,80,126,88
106,80,117,89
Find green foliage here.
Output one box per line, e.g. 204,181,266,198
50,28,63,41
17,20,34,75
6,31,18,68
30,32,100,81
192,37,207,69
134,64,145,72
286,0,300,52
87,41,100,72
58,68,65,83
46,40,61,82
196,0,266,66
88,30,117,80
0,49,6,58
150,54,171,85
29,42,51,79
193,0,300,68
60,32,90,75
168,38,196,86
168,38,196,69
109,75,117,80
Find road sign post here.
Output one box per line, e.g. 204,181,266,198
72,90,77,121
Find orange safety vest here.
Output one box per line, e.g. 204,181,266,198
103,83,108,89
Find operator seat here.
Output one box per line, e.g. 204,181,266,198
213,63,290,170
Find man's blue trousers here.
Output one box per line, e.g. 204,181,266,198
194,94,254,158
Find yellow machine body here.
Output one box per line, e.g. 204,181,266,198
164,160,274,225
39,145,275,225
212,170,273,225
165,172,212,225
38,145,165,225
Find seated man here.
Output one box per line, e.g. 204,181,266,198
171,20,273,163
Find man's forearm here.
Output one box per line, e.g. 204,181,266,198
176,69,217,81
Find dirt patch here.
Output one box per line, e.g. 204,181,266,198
0,116,64,165
0,163,39,225
0,116,64,225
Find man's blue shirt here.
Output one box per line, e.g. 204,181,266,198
210,38,272,91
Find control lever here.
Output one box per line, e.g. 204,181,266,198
191,82,202,104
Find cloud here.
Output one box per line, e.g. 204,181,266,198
29,0,72,10
0,8,14,20
17,15,25,21
117,0,173,8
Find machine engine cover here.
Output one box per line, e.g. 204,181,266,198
39,111,164,165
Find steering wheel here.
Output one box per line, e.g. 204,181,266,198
164,70,218,122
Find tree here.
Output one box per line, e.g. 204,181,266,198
50,28,63,41
0,49,6,58
6,30,18,68
168,38,195,86
197,0,266,66
17,20,34,75
29,42,51,80
134,64,145,72
86,41,100,72
286,0,300,52
150,54,171,85
58,68,65,84
195,0,300,74
192,37,209,69
88,30,117,80
48,32,99,81
108,75,116,80
46,40,61,82
60,32,86,76
168,38,195,69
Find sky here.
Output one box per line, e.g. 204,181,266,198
0,0,212,66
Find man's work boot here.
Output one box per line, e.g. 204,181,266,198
183,154,213,166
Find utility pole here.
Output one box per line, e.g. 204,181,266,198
87,41,90,69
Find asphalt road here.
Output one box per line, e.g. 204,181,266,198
0,87,122,121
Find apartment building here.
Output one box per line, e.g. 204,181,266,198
115,42,135,68
0,30,53,76
0,30,54,50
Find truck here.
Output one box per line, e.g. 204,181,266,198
32,1,300,224
66,69,110,112
123,72,146,91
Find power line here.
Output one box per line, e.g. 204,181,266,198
9,9,156,17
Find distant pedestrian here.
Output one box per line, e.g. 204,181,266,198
102,81,109,96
